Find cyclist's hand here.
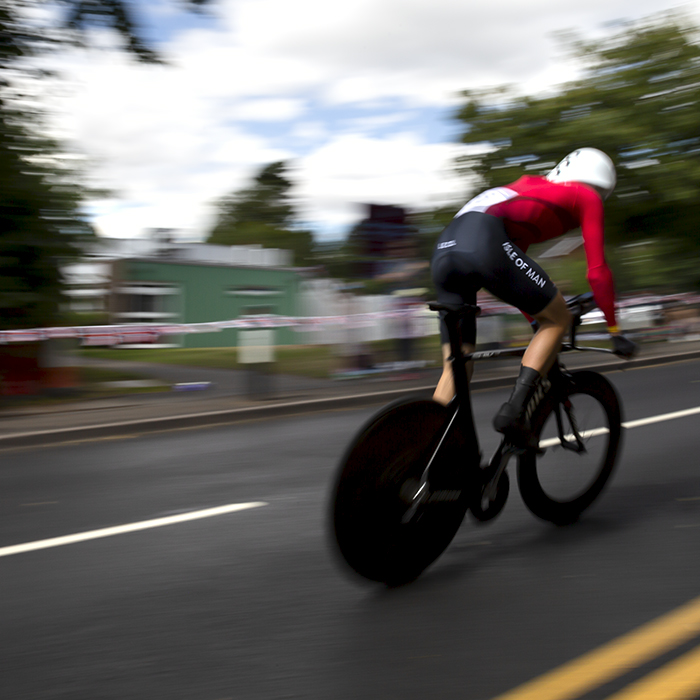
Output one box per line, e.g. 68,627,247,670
612,334,638,359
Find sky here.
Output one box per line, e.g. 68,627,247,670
41,0,700,243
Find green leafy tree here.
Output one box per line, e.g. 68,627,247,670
453,11,700,291
1,0,91,329
207,161,314,266
0,105,91,328
0,0,212,329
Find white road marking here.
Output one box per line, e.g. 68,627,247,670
623,406,700,429
4,407,700,558
0,502,267,558
540,428,608,448
539,405,700,448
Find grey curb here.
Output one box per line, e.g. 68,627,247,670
3,348,700,449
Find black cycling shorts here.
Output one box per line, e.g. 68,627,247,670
430,212,558,345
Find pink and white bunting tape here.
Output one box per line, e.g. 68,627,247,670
1,293,696,346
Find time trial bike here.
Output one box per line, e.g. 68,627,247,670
330,293,624,585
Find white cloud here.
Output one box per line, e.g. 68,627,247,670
290,120,330,144
296,133,477,236
235,97,306,122
40,0,700,241
218,0,700,104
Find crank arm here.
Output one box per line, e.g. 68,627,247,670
483,443,522,502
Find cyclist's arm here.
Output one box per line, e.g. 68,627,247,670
578,191,619,333
579,196,638,359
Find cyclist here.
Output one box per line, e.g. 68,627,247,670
431,147,637,447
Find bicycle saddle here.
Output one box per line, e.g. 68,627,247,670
428,301,481,316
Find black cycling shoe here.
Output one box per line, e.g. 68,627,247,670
493,405,538,449
493,366,547,450
495,422,539,450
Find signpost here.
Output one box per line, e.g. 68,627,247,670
238,329,275,399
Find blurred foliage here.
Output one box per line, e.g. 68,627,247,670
452,11,700,291
207,161,315,267
56,0,213,63
0,0,212,330
312,239,356,282
539,237,700,296
613,238,700,291
1,1,90,329
0,104,90,328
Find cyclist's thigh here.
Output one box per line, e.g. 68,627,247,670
431,213,485,344
533,291,570,327
474,217,558,316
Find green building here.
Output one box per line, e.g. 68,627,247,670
109,256,302,348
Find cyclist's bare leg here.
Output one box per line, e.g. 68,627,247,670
522,292,571,376
494,292,571,444
433,342,474,405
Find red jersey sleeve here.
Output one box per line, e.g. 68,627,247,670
575,187,618,329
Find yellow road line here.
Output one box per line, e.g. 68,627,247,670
604,644,700,700
490,596,700,700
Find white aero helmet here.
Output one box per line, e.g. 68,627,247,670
546,148,616,200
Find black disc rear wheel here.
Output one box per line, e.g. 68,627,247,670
330,398,475,585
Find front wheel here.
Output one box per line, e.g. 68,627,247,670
330,398,475,585
517,370,622,525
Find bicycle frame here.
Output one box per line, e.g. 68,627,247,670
402,305,489,522
407,297,619,520
330,293,626,585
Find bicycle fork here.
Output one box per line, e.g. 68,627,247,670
554,401,587,454
551,365,587,454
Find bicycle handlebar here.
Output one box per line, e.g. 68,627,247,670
565,292,597,327
562,292,619,355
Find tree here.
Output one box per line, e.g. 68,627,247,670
207,162,314,266
0,0,212,329
0,103,91,328
1,0,92,329
453,11,700,291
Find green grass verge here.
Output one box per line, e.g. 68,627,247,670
81,337,445,379
81,345,339,379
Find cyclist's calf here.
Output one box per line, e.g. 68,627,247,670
433,342,474,405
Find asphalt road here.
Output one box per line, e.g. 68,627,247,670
2,357,700,699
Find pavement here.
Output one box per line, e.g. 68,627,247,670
1,337,700,448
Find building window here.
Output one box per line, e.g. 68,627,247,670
114,284,180,324
226,287,282,298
